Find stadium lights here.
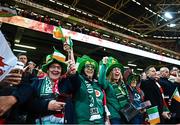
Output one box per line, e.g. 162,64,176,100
128,63,137,67
137,68,143,71
82,12,87,15
15,39,20,43
102,34,110,37
164,12,173,19
76,10,81,13
66,23,72,26
57,2,62,5
63,5,69,8
49,0,55,3
14,44,36,49
70,7,75,10
88,14,93,17
124,66,130,69
167,23,176,27
13,49,27,53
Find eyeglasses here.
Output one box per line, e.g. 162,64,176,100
85,64,95,69
49,65,61,70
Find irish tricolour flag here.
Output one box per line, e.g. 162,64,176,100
53,26,65,42
52,50,66,62
171,87,180,102
147,106,160,124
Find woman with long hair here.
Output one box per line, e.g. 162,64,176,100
99,56,130,124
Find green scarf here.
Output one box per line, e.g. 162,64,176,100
40,76,53,96
112,81,130,108
80,75,101,121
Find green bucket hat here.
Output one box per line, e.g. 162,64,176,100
127,74,140,85
76,55,98,74
106,57,124,76
42,49,67,74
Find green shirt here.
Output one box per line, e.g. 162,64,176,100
73,75,104,124
99,64,129,119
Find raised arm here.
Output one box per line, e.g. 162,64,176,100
98,57,109,89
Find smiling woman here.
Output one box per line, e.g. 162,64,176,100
26,49,79,124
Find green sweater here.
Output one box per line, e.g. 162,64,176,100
73,74,104,124
98,64,129,119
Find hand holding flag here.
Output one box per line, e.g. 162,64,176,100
52,26,75,66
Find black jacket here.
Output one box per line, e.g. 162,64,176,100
140,77,166,115
159,77,176,97
0,83,33,123
26,73,80,124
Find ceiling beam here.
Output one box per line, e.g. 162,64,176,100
67,0,80,13
130,27,180,32
96,0,149,26
103,0,130,20
71,0,80,7
143,38,176,43
127,0,168,34
142,17,180,35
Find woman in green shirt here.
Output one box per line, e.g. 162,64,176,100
73,55,106,124
99,56,130,124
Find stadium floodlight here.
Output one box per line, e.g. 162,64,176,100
164,12,173,19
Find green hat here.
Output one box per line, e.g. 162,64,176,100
106,57,124,76
42,49,67,74
76,55,98,74
127,74,140,85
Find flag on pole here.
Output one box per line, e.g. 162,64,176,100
147,106,160,124
0,31,17,81
52,49,66,62
53,26,65,42
171,87,180,102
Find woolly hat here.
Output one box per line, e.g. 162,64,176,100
42,49,67,74
76,55,98,74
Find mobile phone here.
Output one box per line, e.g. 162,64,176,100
140,100,151,109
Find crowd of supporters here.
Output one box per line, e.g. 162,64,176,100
1,3,180,125
0,42,180,124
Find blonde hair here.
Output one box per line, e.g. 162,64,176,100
107,70,123,83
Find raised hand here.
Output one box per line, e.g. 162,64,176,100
102,56,108,65
1,69,22,85
67,60,76,75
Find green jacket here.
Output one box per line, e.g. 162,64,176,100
73,74,104,124
98,64,129,119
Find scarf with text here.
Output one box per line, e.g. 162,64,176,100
80,75,101,121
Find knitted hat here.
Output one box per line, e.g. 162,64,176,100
76,55,98,74
42,49,67,74
106,57,124,76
